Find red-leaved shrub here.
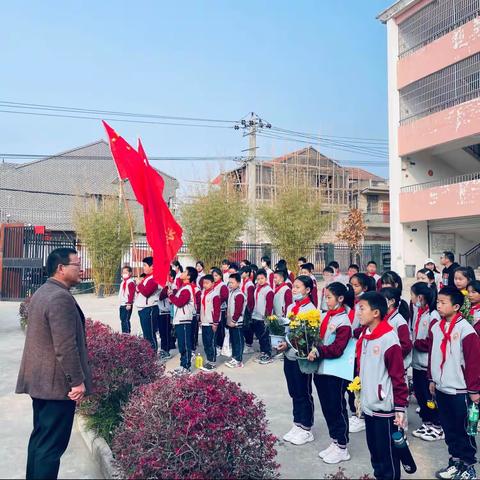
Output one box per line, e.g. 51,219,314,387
112,372,279,479
79,319,163,442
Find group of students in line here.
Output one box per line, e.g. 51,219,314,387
117,252,480,480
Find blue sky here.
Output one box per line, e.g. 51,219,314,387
1,0,393,189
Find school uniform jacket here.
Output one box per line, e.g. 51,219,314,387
135,275,160,309
196,271,205,289
412,308,440,370
241,278,255,313
252,284,274,321
169,284,196,325
386,309,413,370
158,286,171,314
213,280,229,312
315,310,352,361
471,305,480,336
358,328,409,417
273,283,293,317
428,316,480,395
200,288,221,326
118,277,136,306
265,268,274,288
227,288,245,327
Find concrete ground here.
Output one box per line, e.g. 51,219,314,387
0,301,101,480
74,293,448,480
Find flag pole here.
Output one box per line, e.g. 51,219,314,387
118,176,138,275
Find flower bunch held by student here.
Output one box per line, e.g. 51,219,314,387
308,281,354,465
356,292,409,480
428,287,480,480
410,281,444,442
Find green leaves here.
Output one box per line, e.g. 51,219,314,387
257,182,331,269
181,185,248,269
74,198,133,294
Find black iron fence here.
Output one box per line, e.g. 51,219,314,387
0,225,390,300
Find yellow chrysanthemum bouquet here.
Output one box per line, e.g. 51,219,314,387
286,309,322,358
347,376,362,418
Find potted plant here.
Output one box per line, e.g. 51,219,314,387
266,315,288,348
287,309,322,374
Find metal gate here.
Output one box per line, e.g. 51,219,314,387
0,225,76,301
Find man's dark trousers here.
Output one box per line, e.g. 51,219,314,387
26,397,76,480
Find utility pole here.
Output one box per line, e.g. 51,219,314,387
235,113,271,244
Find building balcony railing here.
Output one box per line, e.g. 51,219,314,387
399,52,480,125
400,171,480,193
398,0,480,59
364,213,390,225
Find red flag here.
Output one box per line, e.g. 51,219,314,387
137,139,183,285
103,121,146,205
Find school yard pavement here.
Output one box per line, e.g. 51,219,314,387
76,293,446,480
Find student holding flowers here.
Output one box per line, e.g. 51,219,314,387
308,282,354,464
276,275,317,446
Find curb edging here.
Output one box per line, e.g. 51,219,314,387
75,415,123,479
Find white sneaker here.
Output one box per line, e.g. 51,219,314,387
323,444,351,464
412,423,430,438
318,442,336,459
289,427,314,446
420,425,445,442
349,416,366,433
216,347,222,357
243,345,255,354
225,359,244,369
283,425,300,442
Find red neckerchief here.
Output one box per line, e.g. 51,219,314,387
241,278,251,294
356,320,393,371
291,296,310,315
367,272,376,277
439,313,462,373
414,306,429,338
122,278,128,293
275,282,288,294
320,307,345,339
470,304,480,316
255,283,268,302
348,308,355,324
384,308,398,324
201,287,214,311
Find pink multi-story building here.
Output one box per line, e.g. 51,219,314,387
378,0,480,276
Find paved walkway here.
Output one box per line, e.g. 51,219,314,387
0,301,101,480
76,294,447,480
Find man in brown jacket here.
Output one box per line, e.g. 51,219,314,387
16,247,92,480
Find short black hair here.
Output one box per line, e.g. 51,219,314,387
241,259,251,266
203,274,214,283
122,265,133,273
298,256,307,263
196,261,204,268
256,268,268,278
171,260,183,271
348,264,360,272
328,261,339,270
261,256,271,267
229,272,241,283
274,269,288,281
211,267,222,278
380,271,403,291
322,266,334,274
438,286,464,309
229,262,239,271
239,266,252,276
221,259,230,266
301,263,314,273
185,266,198,283
367,260,377,267
47,247,78,277
143,256,153,267
468,280,480,294
442,251,455,263
360,291,388,319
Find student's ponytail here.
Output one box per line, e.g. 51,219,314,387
326,282,355,309
411,281,436,312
